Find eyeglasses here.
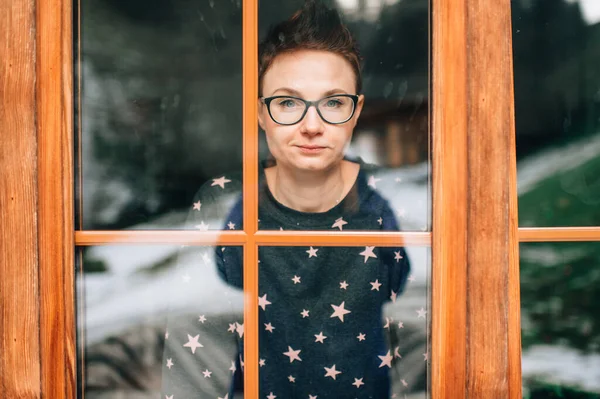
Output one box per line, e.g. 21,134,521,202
260,94,359,125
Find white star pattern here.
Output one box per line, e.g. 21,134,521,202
218,394,228,399
258,294,272,311
166,358,174,369
394,346,402,358
229,361,236,373
315,332,327,343
283,346,302,363
309,396,318,399
203,369,212,378
211,176,231,189
265,323,275,333
408,274,416,282
377,217,383,225
228,323,237,333
359,246,377,263
259,358,266,367
339,281,348,289
235,322,244,338
383,317,392,329
367,175,381,189
370,279,382,291
301,309,310,318
292,275,301,284
183,334,203,354
424,352,429,361
357,333,366,341
288,375,295,383
324,365,342,380
330,301,351,322
378,350,393,368
390,290,397,303
267,393,277,399
306,246,318,258
398,321,404,328
331,217,348,230
227,221,236,230
394,251,403,262
198,315,206,323
402,379,408,386
353,378,365,388
194,221,209,231
166,395,173,399
193,200,201,211
417,307,427,318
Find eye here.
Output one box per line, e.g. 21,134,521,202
276,98,300,109
323,97,346,108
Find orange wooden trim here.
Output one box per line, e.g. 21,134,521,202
242,0,260,397
0,0,42,395
519,227,600,242
465,0,519,396
506,12,522,398
75,230,248,246
37,0,76,396
254,231,430,246
74,230,430,246
431,0,468,397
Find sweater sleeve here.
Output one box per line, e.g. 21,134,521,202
380,205,411,299
161,176,244,398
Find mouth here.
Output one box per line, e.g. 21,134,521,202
297,145,327,154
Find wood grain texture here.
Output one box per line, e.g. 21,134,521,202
36,0,76,397
466,0,520,397
431,0,468,398
0,0,42,397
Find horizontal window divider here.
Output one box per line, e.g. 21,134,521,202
519,227,600,242
74,230,431,246
253,231,431,246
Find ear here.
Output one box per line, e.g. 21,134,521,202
258,98,267,131
352,94,365,127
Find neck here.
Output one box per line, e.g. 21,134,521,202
268,162,349,213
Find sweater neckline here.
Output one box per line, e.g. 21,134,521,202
258,158,367,229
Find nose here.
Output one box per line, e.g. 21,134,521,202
300,105,324,135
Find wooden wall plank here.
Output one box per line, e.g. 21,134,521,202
431,0,468,398
36,0,76,397
465,0,521,397
0,0,42,397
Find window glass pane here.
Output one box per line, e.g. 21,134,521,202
256,0,430,232
513,1,600,227
77,0,243,230
520,242,600,396
253,245,430,398
77,245,244,397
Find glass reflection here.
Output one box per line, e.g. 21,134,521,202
78,0,244,230
520,242,600,397
77,245,243,398
513,0,600,227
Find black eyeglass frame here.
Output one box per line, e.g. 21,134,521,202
259,94,360,126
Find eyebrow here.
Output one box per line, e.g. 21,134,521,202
270,87,350,97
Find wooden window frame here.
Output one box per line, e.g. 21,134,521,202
6,0,600,397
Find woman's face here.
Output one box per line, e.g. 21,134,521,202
258,50,364,173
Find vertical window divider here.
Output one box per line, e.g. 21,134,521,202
242,0,260,397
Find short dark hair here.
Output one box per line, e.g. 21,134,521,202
258,0,362,96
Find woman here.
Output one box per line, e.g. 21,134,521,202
163,1,411,398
